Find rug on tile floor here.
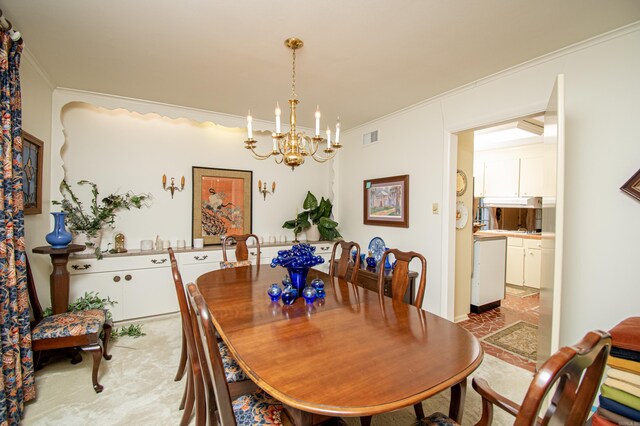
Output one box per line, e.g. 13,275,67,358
482,321,538,361
505,284,539,298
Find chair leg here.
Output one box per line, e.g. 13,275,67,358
360,415,372,426
180,363,191,410
102,322,113,360
180,368,194,426
175,328,187,381
194,371,206,426
84,345,104,393
413,402,425,420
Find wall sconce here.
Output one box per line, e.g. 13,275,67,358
162,174,185,199
258,180,276,200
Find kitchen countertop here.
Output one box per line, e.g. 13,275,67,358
474,230,542,240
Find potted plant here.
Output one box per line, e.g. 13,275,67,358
282,191,341,242
53,180,151,258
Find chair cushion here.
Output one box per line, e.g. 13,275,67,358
232,390,283,425
219,341,248,383
32,309,105,340
220,260,252,269
417,412,459,426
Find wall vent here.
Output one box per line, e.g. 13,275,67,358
363,130,379,145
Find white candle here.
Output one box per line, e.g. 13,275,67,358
275,102,281,134
326,127,331,149
272,132,277,152
247,111,253,140
335,118,341,144
315,106,321,136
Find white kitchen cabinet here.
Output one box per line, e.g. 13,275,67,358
473,160,485,197
519,156,544,197
68,253,176,322
523,239,542,288
483,158,520,197
177,250,224,286
506,245,525,286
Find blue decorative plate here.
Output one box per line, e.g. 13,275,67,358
368,237,386,262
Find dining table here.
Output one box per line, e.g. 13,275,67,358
196,264,483,425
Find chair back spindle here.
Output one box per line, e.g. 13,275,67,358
221,234,260,263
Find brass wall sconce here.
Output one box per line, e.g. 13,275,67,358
258,180,276,200
162,174,185,199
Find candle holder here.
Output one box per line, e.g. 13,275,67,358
162,175,185,199
258,180,276,200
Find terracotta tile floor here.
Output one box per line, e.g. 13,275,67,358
459,290,540,372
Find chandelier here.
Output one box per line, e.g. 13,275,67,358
245,38,341,170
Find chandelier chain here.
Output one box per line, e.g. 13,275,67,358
291,48,297,99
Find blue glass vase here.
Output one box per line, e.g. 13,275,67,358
287,267,309,295
267,283,282,302
45,212,73,249
281,286,296,305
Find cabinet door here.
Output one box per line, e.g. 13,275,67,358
473,160,485,197
122,267,178,320
519,156,544,196
483,158,520,197
524,248,541,289
69,272,124,321
506,246,524,286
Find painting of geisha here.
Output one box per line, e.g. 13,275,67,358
192,167,252,245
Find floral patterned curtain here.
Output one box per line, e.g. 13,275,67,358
0,31,35,424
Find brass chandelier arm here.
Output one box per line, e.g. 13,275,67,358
245,143,279,160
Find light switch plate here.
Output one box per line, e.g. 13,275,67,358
432,203,439,214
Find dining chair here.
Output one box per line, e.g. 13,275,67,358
186,282,284,426
168,248,256,426
221,234,261,263
361,248,427,425
329,240,360,283
470,330,611,426
26,254,112,393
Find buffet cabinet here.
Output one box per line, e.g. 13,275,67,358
67,242,334,322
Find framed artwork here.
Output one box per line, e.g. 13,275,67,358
22,131,44,215
192,167,252,245
363,174,409,228
620,168,640,202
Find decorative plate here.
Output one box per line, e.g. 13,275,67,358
456,201,468,229
368,237,386,262
456,169,468,196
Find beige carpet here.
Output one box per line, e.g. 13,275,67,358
505,284,539,298
23,313,534,426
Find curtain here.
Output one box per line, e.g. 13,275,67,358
0,30,35,425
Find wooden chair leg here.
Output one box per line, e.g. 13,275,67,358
84,345,104,393
360,415,372,426
102,322,113,360
413,402,425,420
179,363,191,410
195,371,206,426
180,369,194,426
175,328,187,381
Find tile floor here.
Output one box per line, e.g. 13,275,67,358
459,287,540,372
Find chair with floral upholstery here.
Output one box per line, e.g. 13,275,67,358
26,255,112,393
187,282,284,426
168,248,257,426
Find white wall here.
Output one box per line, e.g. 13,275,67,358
21,51,55,306
338,24,640,346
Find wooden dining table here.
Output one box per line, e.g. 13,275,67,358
196,265,483,425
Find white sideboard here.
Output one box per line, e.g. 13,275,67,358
67,242,335,322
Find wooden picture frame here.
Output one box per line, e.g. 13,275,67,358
22,131,44,215
620,168,640,202
363,175,409,228
192,167,252,245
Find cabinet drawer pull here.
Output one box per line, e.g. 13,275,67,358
113,275,121,282
125,274,132,281
321,246,330,251
151,258,168,264
71,264,92,270
250,251,257,256
194,255,208,261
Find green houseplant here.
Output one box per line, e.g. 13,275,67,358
53,180,151,258
282,191,341,241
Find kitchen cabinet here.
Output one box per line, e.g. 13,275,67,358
68,253,177,322
505,237,541,288
473,160,485,197
483,158,520,197
519,156,544,197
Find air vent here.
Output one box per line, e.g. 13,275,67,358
363,130,379,145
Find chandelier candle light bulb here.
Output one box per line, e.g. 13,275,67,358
326,127,331,150
247,111,253,140
275,102,281,134
315,106,321,136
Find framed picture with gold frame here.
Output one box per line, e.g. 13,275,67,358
22,131,44,215
192,167,252,245
620,168,640,202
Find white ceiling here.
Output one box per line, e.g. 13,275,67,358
2,1,640,130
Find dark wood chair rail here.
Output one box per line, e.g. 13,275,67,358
196,266,482,423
